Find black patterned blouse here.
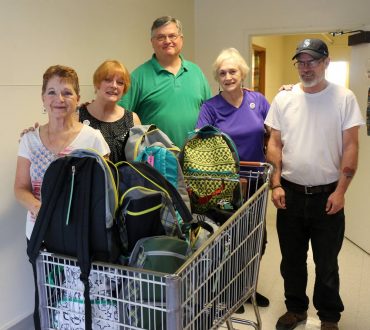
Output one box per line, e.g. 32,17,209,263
78,104,134,163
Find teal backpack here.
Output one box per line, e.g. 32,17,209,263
135,144,191,214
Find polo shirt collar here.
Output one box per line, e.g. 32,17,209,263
151,54,189,73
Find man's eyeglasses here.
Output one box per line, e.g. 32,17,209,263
153,33,181,42
293,59,323,69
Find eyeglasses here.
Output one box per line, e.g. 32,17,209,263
153,33,181,42
293,59,323,69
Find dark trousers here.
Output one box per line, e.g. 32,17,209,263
277,185,345,323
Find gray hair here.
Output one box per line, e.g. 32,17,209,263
213,48,250,82
151,16,183,37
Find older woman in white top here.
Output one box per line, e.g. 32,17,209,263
14,65,110,240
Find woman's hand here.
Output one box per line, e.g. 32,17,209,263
278,84,294,92
19,122,39,140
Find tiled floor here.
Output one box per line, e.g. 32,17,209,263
227,201,370,330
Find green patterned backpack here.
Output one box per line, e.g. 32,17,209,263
179,125,242,214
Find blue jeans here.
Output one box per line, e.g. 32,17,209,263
277,184,345,323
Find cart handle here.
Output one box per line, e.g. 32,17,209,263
239,161,266,167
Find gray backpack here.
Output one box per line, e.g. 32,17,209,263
124,124,180,161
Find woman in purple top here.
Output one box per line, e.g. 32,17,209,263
196,48,270,310
196,48,270,162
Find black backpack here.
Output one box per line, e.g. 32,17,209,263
115,161,193,258
27,149,120,330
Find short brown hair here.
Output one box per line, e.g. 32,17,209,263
42,65,80,95
93,60,130,95
151,16,183,38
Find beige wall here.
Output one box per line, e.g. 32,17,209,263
0,1,195,327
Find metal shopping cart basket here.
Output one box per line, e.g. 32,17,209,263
35,161,272,329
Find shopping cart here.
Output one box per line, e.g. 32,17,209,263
35,162,272,329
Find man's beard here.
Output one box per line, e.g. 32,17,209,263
300,72,325,88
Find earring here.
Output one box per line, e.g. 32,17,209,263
42,107,46,114
218,85,222,93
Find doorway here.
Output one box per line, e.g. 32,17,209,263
251,44,266,95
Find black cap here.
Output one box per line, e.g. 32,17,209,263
292,38,329,60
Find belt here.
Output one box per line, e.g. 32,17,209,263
281,178,337,195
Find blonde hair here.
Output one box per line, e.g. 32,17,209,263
213,48,250,82
93,60,131,94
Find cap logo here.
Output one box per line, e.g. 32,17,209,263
303,39,311,47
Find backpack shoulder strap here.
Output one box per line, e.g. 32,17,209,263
27,157,70,330
75,157,96,330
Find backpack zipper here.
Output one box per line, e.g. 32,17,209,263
66,165,75,225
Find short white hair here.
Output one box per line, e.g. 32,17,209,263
213,48,250,82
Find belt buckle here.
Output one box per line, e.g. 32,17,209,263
304,185,313,195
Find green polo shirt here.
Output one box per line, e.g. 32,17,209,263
118,54,211,148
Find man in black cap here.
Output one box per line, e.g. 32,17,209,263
265,38,365,330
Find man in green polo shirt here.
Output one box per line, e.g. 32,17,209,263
118,16,211,148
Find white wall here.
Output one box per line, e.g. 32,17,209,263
195,0,370,252
0,1,195,328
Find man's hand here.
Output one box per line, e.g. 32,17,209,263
326,191,345,215
271,186,286,209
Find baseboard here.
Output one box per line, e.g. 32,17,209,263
1,314,34,330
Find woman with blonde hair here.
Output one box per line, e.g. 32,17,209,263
196,48,270,310
197,48,269,162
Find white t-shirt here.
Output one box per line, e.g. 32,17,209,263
18,125,110,239
265,82,365,186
